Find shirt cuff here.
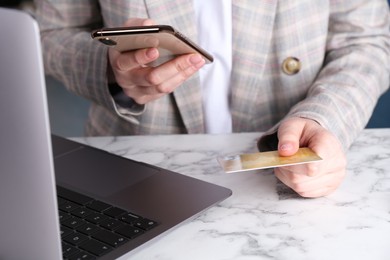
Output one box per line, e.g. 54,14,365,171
109,83,145,124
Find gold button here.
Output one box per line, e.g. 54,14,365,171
282,57,301,75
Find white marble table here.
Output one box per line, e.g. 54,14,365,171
72,128,390,260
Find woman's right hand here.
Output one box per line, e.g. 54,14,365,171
108,18,206,105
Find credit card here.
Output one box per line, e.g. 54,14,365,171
217,147,322,173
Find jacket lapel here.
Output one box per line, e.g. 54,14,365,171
144,0,205,133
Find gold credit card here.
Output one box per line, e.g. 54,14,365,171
217,148,322,173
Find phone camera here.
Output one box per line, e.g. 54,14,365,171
98,38,117,46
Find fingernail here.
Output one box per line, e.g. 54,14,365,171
190,54,205,65
146,48,158,59
280,143,293,151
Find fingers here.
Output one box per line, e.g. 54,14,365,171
275,167,344,198
110,18,159,71
114,47,159,71
107,17,206,104
277,119,305,157
274,117,347,198
129,53,204,85
277,159,321,177
116,53,205,104
140,54,205,90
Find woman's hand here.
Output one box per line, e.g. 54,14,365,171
275,117,347,198
108,18,205,104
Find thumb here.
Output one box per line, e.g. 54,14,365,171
277,119,305,157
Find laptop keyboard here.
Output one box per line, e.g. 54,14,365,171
57,186,158,260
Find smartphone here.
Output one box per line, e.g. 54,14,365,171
91,25,213,66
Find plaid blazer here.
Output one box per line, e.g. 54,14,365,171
35,0,390,149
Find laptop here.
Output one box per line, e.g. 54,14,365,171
0,7,232,260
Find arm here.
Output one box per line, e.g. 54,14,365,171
284,0,390,150
258,0,390,197
34,0,115,109
35,1,205,124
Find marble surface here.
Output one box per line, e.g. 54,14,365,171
72,128,390,260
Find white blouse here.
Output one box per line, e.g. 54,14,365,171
193,0,233,134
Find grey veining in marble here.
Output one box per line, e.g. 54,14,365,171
72,128,390,260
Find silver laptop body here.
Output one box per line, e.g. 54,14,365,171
0,7,62,260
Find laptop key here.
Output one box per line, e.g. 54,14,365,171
118,213,158,230
103,207,127,218
59,210,72,222
59,201,81,213
87,200,111,212
84,212,108,224
118,212,140,224
60,225,73,238
99,218,123,231
92,229,128,247
57,186,94,206
62,216,86,229
116,225,144,239
67,251,96,260
134,218,159,231
79,239,112,256
62,242,80,258
71,207,94,218
63,231,89,246
76,223,101,236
